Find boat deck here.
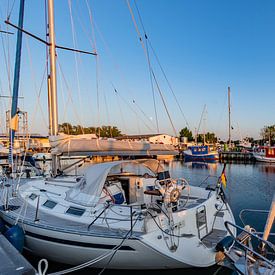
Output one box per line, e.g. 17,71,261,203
1,196,144,239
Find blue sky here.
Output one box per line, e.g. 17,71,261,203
1,0,275,140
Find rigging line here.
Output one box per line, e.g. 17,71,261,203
151,69,177,136
196,104,207,138
147,39,190,129
84,0,101,136
133,0,185,134
85,0,97,52
113,87,127,133
132,99,157,130
56,58,85,133
57,57,67,125
103,91,111,136
0,29,12,97
111,84,155,132
145,38,159,134
68,0,84,134
126,0,159,133
25,36,48,129
7,0,16,20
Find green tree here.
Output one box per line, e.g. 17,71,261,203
261,125,275,145
58,123,122,137
179,127,193,141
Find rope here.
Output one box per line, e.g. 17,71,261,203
38,259,48,275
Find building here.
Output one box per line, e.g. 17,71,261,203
116,134,179,146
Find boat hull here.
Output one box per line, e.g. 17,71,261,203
2,216,193,269
253,153,275,163
183,152,219,162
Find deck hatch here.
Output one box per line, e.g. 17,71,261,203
66,206,85,216
29,193,38,200
43,200,57,209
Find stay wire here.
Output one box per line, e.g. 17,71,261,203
147,38,191,129
112,84,155,132
68,0,84,134
126,0,159,133
127,0,178,136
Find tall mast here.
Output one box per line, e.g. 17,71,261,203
47,0,58,176
8,0,25,167
228,87,231,150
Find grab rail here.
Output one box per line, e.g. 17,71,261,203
239,209,275,236
224,221,275,268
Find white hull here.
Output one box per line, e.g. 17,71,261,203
253,153,275,163
3,207,233,269
0,160,235,270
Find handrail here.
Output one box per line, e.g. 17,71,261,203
239,208,270,226
224,221,275,268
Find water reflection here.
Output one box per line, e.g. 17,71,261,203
257,163,275,174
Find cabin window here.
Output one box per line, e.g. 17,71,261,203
43,200,57,209
29,193,38,200
66,206,85,216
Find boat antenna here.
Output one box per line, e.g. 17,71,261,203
8,0,25,172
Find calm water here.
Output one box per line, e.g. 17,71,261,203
24,160,275,275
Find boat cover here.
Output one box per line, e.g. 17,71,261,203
49,134,178,156
65,159,164,206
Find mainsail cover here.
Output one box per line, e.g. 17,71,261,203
50,134,178,156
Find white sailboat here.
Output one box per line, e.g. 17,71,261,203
0,0,236,270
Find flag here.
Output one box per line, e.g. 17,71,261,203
220,164,227,189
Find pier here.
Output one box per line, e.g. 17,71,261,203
219,151,255,161
0,233,36,274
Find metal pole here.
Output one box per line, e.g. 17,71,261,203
261,194,275,246
228,87,231,150
9,0,25,167
47,0,58,176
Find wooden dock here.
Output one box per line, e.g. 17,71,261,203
0,233,36,274
219,151,255,161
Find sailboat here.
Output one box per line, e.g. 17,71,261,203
0,0,236,270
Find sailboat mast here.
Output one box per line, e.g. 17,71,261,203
228,87,231,150
47,0,58,176
8,0,25,167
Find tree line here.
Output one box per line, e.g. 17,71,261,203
59,123,275,145
58,123,122,137
179,127,217,143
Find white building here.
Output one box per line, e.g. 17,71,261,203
116,134,179,146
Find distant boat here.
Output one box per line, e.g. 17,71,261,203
253,146,275,163
183,145,219,162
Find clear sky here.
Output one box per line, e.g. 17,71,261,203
1,0,275,141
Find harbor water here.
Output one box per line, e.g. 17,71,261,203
24,159,275,274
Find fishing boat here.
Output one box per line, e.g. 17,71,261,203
252,146,275,163
0,0,235,270
183,145,219,162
